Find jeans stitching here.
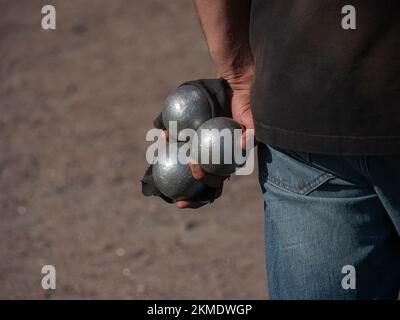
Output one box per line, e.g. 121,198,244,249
266,173,334,195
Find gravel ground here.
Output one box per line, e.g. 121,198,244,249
0,0,266,299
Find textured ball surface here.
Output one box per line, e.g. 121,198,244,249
162,85,212,139
153,145,206,200
192,117,243,176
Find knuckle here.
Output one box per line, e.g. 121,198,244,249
191,167,205,180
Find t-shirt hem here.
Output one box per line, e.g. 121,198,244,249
254,121,400,156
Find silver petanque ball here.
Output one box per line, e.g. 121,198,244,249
192,117,243,176
153,144,206,200
162,85,212,140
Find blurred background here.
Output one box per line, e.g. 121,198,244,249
0,0,266,299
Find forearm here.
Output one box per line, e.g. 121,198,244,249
194,0,254,79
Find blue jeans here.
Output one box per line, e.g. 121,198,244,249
258,144,400,299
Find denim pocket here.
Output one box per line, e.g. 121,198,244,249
263,145,335,196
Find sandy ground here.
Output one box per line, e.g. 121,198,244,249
0,0,266,299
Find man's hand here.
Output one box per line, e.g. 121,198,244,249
161,130,228,209
223,69,254,149
176,0,253,209
175,70,254,209
175,162,227,209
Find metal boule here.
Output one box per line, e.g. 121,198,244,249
153,143,206,200
191,117,243,176
162,85,212,140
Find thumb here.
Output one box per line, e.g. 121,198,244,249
239,108,255,150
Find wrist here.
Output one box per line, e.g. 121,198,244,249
216,54,254,76
217,64,254,91
213,43,253,77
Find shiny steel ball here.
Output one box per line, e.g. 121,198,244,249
153,144,206,200
192,117,243,176
162,85,212,140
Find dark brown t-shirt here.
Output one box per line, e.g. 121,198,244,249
249,0,400,155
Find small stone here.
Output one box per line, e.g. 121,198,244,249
115,248,126,257
17,206,27,215
122,268,131,276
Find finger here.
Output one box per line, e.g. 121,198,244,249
176,183,224,209
176,186,223,209
240,128,257,150
176,200,207,209
239,107,254,131
161,130,169,142
188,162,228,188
